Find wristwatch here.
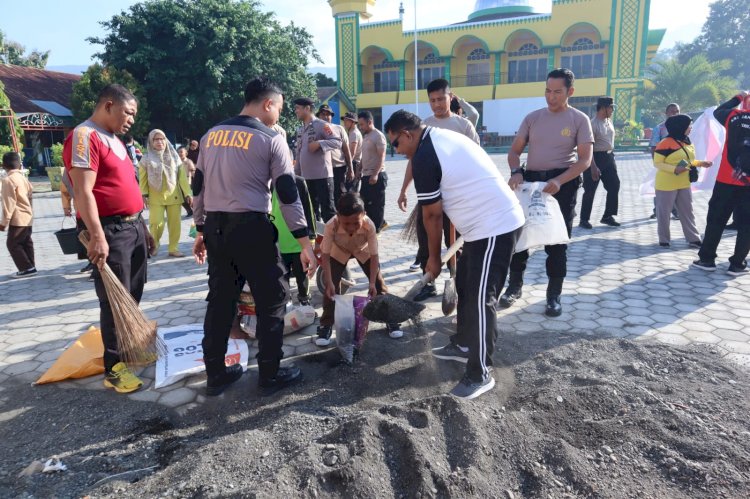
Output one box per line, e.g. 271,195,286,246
511,166,525,176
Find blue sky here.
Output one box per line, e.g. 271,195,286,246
1,0,710,71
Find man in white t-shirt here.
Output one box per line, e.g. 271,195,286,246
399,78,479,299
385,110,525,400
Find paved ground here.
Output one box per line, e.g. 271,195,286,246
1,152,748,412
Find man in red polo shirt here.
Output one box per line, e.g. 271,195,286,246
63,84,155,393
694,91,750,275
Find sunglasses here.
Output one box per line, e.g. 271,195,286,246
392,130,407,149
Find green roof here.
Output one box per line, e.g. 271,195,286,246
647,28,666,47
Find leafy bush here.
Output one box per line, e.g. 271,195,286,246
50,143,64,166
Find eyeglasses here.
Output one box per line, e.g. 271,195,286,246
153,137,166,142
392,130,407,149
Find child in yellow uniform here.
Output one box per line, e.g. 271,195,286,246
316,192,402,346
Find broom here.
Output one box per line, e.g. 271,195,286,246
400,205,420,244
78,230,164,364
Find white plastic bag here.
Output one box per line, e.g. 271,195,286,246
514,181,570,252
155,323,248,389
334,295,356,364
284,305,316,334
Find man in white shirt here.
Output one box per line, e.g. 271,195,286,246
385,109,524,400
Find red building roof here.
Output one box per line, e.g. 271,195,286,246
0,64,80,115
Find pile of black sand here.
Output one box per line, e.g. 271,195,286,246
3,330,749,498
363,294,426,323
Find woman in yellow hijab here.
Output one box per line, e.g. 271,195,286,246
139,129,192,257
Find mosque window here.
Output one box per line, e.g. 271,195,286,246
467,48,491,61
423,52,441,65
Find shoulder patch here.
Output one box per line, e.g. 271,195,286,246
323,124,333,136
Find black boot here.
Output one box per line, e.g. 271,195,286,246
206,363,244,396
545,277,564,317
258,360,303,396
498,272,523,309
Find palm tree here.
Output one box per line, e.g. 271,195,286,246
642,54,738,121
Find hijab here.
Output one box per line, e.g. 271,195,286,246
665,114,693,144
142,129,180,193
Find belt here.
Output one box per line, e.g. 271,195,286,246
594,150,614,154
100,212,142,226
206,211,268,221
524,168,569,182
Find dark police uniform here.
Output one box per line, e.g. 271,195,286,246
193,115,307,384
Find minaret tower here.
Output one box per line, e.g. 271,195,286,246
328,0,376,100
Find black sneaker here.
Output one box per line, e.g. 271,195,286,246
600,216,621,227
450,374,495,400
206,364,244,396
80,262,94,273
579,221,593,229
11,268,37,279
315,325,332,347
727,263,749,276
299,297,311,307
688,240,702,249
413,282,437,302
498,286,522,308
692,260,716,271
259,364,303,396
649,213,657,220
659,242,670,248
431,343,469,363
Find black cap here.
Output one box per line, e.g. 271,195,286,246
597,96,615,108
316,104,335,117
342,112,357,122
293,97,315,107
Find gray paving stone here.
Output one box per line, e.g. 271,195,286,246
724,353,750,368
652,333,691,346
718,341,750,355
4,360,41,375
683,331,721,344
713,329,750,342
159,387,197,408
128,389,161,403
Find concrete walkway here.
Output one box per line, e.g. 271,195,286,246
1,153,748,412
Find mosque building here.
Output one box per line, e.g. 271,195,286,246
327,0,663,142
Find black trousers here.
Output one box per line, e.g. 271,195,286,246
509,170,580,295
332,166,346,207
202,212,288,379
6,226,34,272
452,228,521,382
360,171,387,231
92,218,148,371
698,182,750,267
281,252,309,301
580,151,620,222
415,209,456,272
306,178,336,222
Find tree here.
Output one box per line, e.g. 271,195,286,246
70,64,151,139
314,72,336,87
641,55,738,125
677,0,750,87
0,81,24,148
89,0,320,137
0,30,49,68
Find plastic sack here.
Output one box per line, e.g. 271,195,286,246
155,323,247,389
35,326,105,384
284,305,316,335
334,295,370,364
514,182,569,252
188,224,197,239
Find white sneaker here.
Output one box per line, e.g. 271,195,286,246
408,262,421,272
314,337,332,347
388,329,404,339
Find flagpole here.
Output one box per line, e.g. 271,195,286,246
414,0,418,115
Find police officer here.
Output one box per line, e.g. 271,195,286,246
294,97,342,222
316,104,353,206
192,77,317,397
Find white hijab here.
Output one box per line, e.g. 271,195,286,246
142,129,180,193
